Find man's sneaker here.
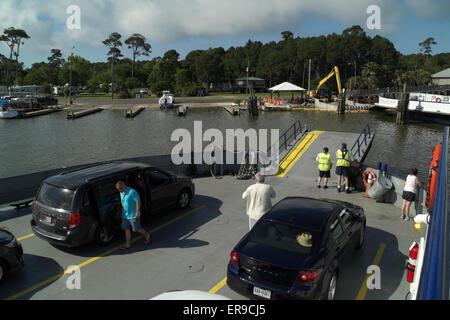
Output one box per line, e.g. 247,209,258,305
317,185,321,188
337,186,341,193
404,217,410,221
400,215,405,220
345,188,351,194
324,185,328,189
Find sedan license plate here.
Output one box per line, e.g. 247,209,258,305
253,286,271,299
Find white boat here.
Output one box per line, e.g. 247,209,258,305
0,100,18,119
376,93,450,116
159,91,175,108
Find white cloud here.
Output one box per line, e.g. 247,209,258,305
0,0,442,64
405,0,450,19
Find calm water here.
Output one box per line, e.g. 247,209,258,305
0,107,446,183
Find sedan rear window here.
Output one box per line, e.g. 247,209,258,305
37,183,74,211
247,220,315,255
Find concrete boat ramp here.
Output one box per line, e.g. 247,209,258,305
0,128,425,300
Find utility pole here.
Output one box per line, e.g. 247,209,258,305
246,57,249,95
307,59,311,96
69,46,74,104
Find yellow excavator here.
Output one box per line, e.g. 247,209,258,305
309,66,342,99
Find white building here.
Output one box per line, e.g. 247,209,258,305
432,68,450,86
11,85,40,97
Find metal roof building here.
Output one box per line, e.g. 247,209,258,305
432,67,450,86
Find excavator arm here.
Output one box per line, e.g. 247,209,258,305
310,66,342,98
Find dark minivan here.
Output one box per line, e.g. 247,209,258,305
31,161,195,248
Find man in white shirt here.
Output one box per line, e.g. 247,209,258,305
242,173,276,230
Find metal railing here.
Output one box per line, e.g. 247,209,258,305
350,84,450,96
266,120,304,158
351,124,371,160
417,126,449,300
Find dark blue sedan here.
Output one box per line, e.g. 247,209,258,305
227,197,366,300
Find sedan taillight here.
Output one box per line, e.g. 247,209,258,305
230,250,239,267
295,270,319,285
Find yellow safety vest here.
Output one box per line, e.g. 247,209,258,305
317,153,331,171
336,149,351,167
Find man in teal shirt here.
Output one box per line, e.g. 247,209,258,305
116,180,151,250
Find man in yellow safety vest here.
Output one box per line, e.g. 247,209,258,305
316,147,333,188
335,143,352,193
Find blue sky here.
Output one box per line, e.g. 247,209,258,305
0,0,449,68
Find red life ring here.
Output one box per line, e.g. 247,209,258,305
363,169,377,188
425,143,442,211
436,98,441,103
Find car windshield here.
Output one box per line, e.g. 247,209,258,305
247,220,316,255
37,183,74,211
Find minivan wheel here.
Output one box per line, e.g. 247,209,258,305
0,260,7,283
177,189,191,209
95,225,114,246
326,272,338,300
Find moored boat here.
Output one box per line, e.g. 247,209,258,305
159,90,175,108
0,99,18,119
376,93,450,116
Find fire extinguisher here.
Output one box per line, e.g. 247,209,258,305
406,242,419,283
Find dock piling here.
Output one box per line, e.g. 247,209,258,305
177,105,188,116
396,84,409,124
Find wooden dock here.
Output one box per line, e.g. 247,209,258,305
177,105,188,116
125,105,145,118
224,105,240,115
67,107,102,119
20,108,60,118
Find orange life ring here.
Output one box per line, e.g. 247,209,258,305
425,143,442,211
436,98,441,103
363,169,377,188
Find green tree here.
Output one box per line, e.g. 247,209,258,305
23,62,50,85
124,33,151,79
103,32,123,99
175,68,190,95
1,27,30,87
195,47,225,95
419,37,437,57
40,82,51,94
47,49,63,85
58,55,91,86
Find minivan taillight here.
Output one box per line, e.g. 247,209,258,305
295,270,319,285
69,212,81,230
230,250,239,267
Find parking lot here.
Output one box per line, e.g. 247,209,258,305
0,172,423,300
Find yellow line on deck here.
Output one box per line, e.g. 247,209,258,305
276,131,323,178
356,242,386,300
6,205,206,300
209,277,227,294
17,233,35,241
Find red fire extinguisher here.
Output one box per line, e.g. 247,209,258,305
406,242,419,283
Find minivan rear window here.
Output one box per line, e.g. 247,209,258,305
37,183,74,211
247,220,316,255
